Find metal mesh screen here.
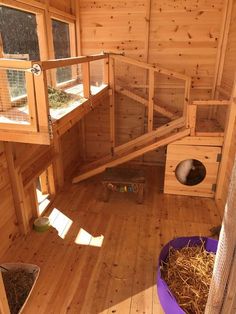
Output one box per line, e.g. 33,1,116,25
205,156,236,313
0,68,30,124
196,105,227,134
47,64,86,120
114,59,149,100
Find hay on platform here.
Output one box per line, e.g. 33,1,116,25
161,242,215,314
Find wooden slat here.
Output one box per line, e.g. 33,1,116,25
148,69,154,132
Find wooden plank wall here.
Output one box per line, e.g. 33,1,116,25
79,0,226,164
0,143,20,257
220,0,236,95
84,96,111,161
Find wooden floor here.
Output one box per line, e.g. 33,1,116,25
2,166,222,314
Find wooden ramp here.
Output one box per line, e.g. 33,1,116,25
72,118,190,183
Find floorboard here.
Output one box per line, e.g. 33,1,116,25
1,166,222,314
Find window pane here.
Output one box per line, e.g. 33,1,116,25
52,19,72,84
0,6,40,60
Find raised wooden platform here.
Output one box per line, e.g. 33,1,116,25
1,166,222,314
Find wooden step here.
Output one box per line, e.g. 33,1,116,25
72,127,190,184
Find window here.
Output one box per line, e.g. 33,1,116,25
52,19,72,84
0,6,40,99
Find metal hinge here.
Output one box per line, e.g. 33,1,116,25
217,153,222,162
30,64,42,76
212,183,217,192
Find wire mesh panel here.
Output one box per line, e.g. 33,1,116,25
154,72,185,119
196,105,227,134
0,68,30,125
46,64,86,120
90,59,107,95
114,59,149,100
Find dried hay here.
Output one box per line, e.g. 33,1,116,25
48,86,84,109
2,269,34,314
160,241,215,314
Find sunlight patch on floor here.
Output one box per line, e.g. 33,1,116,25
75,228,104,247
49,208,73,239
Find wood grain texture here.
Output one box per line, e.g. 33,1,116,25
1,166,222,313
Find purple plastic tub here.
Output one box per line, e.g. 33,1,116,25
157,236,218,314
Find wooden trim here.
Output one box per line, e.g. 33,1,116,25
1,0,44,14
75,0,82,55
193,100,230,106
0,59,33,69
49,6,76,22
0,130,50,144
36,13,49,61
148,69,154,132
40,54,108,70
0,272,10,314
109,57,115,153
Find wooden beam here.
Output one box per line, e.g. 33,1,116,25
72,128,190,183
4,142,30,235
148,69,154,132
0,272,10,314
109,57,115,154
40,54,107,70
193,100,230,106
0,130,50,145
184,78,191,126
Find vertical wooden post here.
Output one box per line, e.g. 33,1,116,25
184,78,191,127
103,58,109,85
0,272,10,314
216,77,236,200
25,72,37,131
188,104,197,136
47,164,56,198
53,132,64,191
148,69,154,132
109,57,115,155
82,62,90,98
4,142,30,235
28,181,40,218
33,70,50,134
